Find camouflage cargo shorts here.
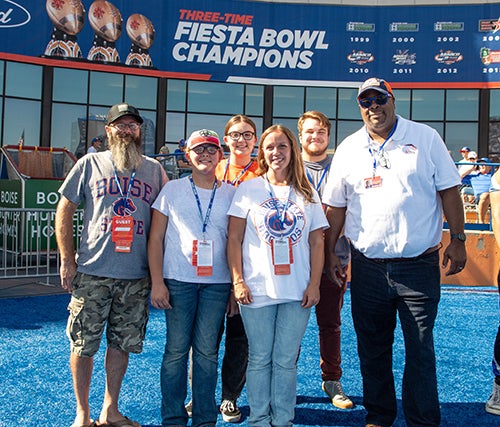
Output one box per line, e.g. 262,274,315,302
66,272,151,357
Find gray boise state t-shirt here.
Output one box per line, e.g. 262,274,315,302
58,151,165,279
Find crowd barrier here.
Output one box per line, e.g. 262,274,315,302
0,207,83,283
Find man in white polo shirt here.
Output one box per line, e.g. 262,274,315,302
323,77,467,427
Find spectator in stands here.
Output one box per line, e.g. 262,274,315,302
159,144,170,155
471,158,494,223
460,151,479,204
174,138,191,171
87,136,102,154
55,102,167,427
457,146,471,174
148,129,235,427
487,168,500,416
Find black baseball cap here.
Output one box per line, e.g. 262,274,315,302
106,103,143,125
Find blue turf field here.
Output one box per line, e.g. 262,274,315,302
0,287,498,426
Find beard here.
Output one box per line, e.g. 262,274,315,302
303,143,328,158
108,133,143,172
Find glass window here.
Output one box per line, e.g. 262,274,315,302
490,89,500,119
421,121,444,139
186,114,229,138
188,81,243,114
393,89,410,119
166,112,186,143
5,62,42,99
167,79,186,111
269,119,301,144
306,87,337,118
411,90,444,121
51,103,88,156
88,105,109,124
445,122,478,161
337,88,359,120
489,121,500,156
446,90,479,121
251,117,264,137
337,120,363,146
273,86,303,118
245,84,264,116
0,60,4,95
53,68,88,103
3,98,41,146
328,124,337,150
125,75,157,110
89,71,123,106
140,109,157,156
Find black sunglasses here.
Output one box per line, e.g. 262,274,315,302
358,94,391,109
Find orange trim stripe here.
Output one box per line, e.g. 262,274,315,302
3,52,500,88
0,52,212,81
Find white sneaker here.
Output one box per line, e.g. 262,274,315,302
322,380,354,409
486,381,500,415
220,399,242,423
185,400,192,417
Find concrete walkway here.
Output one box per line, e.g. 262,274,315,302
0,276,66,299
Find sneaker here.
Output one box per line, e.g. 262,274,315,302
486,381,500,415
322,380,354,409
220,399,242,423
185,400,192,418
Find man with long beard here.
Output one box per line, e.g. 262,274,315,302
55,103,167,427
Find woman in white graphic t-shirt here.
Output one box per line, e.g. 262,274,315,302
227,124,328,427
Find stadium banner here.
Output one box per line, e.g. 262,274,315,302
2,0,500,86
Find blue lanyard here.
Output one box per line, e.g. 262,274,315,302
113,169,136,201
222,157,255,186
189,176,218,236
265,175,291,234
367,118,398,173
305,163,330,192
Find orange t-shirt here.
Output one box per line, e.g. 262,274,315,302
215,158,260,187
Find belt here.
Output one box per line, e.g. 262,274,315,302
352,244,441,264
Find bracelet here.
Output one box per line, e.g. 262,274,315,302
233,279,245,286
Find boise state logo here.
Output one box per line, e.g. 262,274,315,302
255,198,306,245
113,197,137,216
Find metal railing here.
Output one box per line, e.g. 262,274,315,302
0,208,83,282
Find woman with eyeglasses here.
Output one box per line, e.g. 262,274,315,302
148,129,236,427
208,114,260,423
227,124,328,427
216,114,260,186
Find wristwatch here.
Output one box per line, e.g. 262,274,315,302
450,232,466,242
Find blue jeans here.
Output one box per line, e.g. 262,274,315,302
160,279,230,427
350,248,441,427
240,301,311,427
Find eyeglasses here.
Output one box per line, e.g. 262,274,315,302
190,145,219,155
110,122,141,132
358,94,391,109
227,131,255,141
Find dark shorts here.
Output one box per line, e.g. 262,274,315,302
66,272,150,357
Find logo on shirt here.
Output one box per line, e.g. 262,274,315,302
113,198,137,216
255,198,305,245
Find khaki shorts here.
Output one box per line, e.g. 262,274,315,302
66,272,150,357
